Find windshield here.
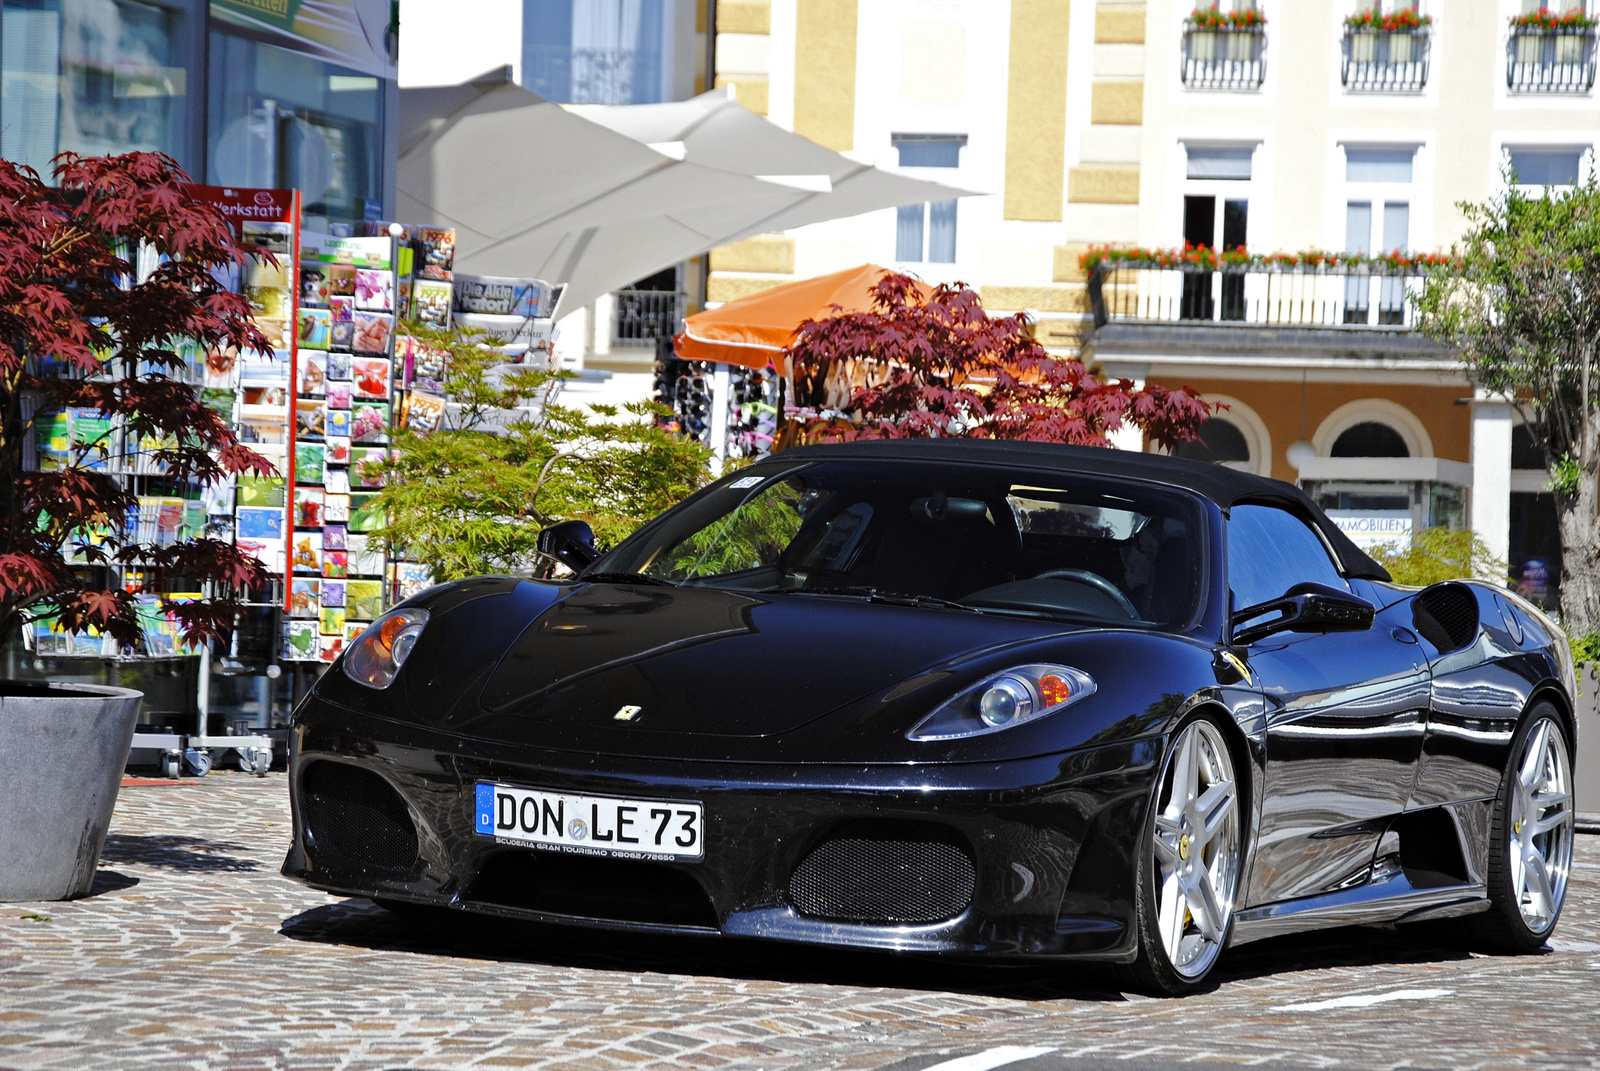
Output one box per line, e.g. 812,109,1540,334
590,460,1207,629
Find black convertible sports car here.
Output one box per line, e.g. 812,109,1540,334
285,439,1578,994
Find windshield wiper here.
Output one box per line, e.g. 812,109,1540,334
783,586,986,613
579,571,676,587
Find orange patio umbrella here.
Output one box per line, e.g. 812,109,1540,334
674,264,931,373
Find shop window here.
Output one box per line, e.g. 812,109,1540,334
207,31,382,225
1507,147,1586,188
1331,421,1410,457
1,0,186,175
1173,418,1251,467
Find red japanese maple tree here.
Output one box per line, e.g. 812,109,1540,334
784,273,1214,448
0,153,273,653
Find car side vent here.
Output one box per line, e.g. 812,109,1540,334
789,819,975,925
301,761,420,873
1413,583,1480,653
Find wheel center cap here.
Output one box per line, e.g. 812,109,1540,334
1179,833,1191,861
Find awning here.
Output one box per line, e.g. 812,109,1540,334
397,71,972,315
675,263,930,372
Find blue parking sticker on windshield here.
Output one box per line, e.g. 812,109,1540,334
475,783,494,835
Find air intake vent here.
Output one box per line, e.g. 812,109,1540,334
468,851,718,928
1414,582,1480,653
302,762,419,873
789,820,975,925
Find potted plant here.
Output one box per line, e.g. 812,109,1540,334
0,153,272,901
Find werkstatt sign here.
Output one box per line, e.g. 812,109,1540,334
213,0,303,31
1327,510,1413,550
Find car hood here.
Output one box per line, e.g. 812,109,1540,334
478,582,1074,737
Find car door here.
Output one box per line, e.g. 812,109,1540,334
1228,503,1431,906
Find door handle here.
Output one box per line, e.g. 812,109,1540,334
1392,627,1419,644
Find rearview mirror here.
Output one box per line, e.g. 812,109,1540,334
536,519,599,572
1231,582,1375,647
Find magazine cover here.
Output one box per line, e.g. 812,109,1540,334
285,620,318,660
241,221,291,255
346,578,383,620
324,493,351,524
293,487,325,528
294,398,325,439
354,268,394,312
327,407,353,439
297,307,331,350
352,311,393,355
351,402,389,444
402,391,446,434
294,442,325,485
418,227,456,279
297,352,327,396
320,578,346,607
404,337,448,393
351,357,390,400
299,264,332,307
324,436,351,467
410,279,452,327
350,447,386,488
288,578,320,618
394,562,433,601
290,530,323,574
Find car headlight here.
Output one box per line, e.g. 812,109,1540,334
342,608,429,690
907,664,1096,741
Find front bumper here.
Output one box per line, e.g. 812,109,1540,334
283,698,1161,961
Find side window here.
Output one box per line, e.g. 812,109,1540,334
1227,504,1348,611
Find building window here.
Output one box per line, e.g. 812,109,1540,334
1,0,186,176
1331,421,1410,457
1507,146,1587,188
1342,0,1431,94
523,0,672,105
1174,418,1252,467
892,134,964,264
207,31,383,226
1180,0,1267,91
1508,0,1597,94
1343,146,1416,324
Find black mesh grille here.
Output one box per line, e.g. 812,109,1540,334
789,820,976,924
1414,583,1480,653
468,851,718,928
301,762,419,873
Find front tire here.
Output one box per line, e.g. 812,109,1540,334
1447,703,1574,953
1118,716,1244,996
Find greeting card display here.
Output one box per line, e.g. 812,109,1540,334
351,357,390,400
351,402,389,444
289,578,320,618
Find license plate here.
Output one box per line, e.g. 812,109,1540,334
474,783,704,861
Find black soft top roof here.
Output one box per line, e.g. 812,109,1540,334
770,438,1391,582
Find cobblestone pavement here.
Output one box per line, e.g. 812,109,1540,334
3,773,1599,1071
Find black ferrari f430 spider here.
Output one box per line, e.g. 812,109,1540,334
285,439,1578,994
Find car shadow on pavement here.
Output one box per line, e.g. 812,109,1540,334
278,899,1131,1002
1212,924,1477,983
87,869,140,896
100,833,263,873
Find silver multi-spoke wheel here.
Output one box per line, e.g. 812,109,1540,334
1508,717,1573,934
1150,719,1241,980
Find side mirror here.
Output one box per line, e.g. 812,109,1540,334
1232,582,1375,647
536,519,599,572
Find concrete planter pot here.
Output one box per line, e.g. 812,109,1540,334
1577,665,1600,816
0,682,142,901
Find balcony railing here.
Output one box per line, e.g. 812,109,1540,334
1342,27,1431,93
1087,261,1431,331
612,289,685,346
1507,26,1598,93
1181,22,1267,90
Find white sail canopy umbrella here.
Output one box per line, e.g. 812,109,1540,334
398,70,972,314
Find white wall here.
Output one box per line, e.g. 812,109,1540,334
399,0,524,88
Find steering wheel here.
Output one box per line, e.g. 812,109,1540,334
1031,568,1139,619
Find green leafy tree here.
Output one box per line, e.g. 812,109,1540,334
1366,527,1507,588
1417,177,1600,632
367,326,711,580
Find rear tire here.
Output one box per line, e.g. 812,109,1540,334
1440,703,1574,954
1117,716,1244,996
